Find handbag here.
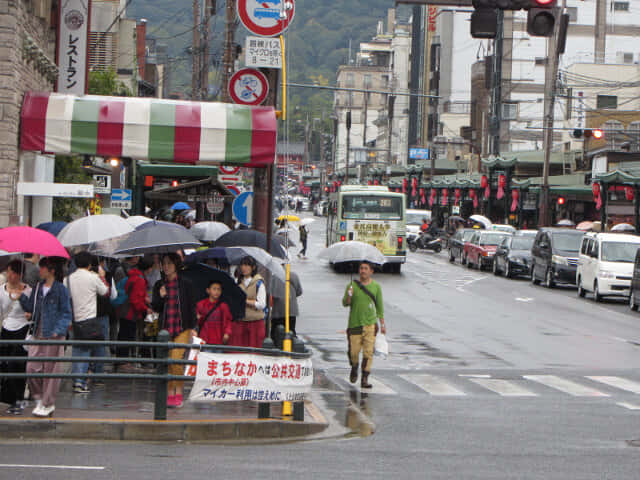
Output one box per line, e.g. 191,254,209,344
67,275,105,341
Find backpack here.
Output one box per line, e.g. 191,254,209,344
111,275,129,307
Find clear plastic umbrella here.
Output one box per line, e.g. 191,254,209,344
57,215,134,247
191,221,231,242
611,223,635,232
318,241,386,265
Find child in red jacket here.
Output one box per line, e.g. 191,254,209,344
196,281,232,345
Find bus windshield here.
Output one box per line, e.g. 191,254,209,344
342,195,403,220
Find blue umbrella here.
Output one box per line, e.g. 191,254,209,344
36,221,67,237
171,202,191,211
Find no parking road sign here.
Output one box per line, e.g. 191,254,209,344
237,0,295,37
229,68,269,106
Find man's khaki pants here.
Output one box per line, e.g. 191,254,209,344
347,324,376,373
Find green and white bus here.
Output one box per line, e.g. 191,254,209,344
326,185,406,272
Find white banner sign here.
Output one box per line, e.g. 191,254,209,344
17,182,93,198
57,0,89,94
245,36,282,69
188,352,313,403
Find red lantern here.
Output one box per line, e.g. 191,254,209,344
441,188,449,206
592,182,602,210
419,187,426,205
429,188,437,207
367,180,372,186
510,189,519,212
337,180,342,187
481,175,490,199
374,179,379,186
497,174,506,200
468,189,477,209
411,177,418,197
625,186,635,201
454,188,461,206
402,178,408,193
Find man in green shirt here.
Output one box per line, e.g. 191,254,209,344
342,262,385,388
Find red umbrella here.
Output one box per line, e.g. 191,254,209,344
0,226,69,259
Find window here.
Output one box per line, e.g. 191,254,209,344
341,195,403,220
617,52,634,64
597,95,618,109
628,121,640,141
502,103,518,120
346,73,355,88
566,6,578,22
535,57,547,66
363,74,372,89
613,1,629,12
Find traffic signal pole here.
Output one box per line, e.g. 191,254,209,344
539,0,565,227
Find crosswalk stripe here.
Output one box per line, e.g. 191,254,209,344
586,376,640,394
616,402,640,410
344,376,397,395
523,375,609,397
400,374,466,396
469,378,538,397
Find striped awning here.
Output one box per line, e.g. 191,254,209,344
20,92,277,167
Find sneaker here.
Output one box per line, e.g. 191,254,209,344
34,404,55,417
6,405,22,415
73,384,90,394
174,394,184,408
31,403,44,417
167,395,177,408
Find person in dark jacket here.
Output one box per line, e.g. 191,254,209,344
151,253,196,408
20,257,72,417
270,269,303,343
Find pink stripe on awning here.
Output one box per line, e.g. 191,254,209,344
174,103,201,163
96,99,125,157
20,91,49,152
248,107,277,168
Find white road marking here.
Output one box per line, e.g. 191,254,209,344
401,374,466,396
345,376,397,395
470,378,538,397
515,297,534,302
458,374,492,378
0,465,105,470
616,402,640,410
523,375,609,397
586,376,640,394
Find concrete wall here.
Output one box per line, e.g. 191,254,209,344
0,0,56,226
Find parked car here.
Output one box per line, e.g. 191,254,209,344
577,232,640,302
314,200,328,216
448,228,476,264
531,228,585,288
464,231,512,270
493,234,535,278
629,248,640,310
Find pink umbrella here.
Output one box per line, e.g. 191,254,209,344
0,226,70,259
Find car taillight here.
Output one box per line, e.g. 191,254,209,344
482,251,488,256
397,236,403,249
340,235,346,242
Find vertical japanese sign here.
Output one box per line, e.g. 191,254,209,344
428,6,438,32
57,0,90,94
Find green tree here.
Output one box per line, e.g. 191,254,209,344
89,68,133,96
52,155,93,222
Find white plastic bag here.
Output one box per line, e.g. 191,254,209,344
374,333,389,358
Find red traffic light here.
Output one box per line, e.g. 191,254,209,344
557,196,566,206
592,129,604,140
534,0,554,5
171,180,179,187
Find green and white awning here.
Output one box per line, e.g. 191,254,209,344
20,92,277,167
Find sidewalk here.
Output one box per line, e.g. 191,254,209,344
0,379,327,442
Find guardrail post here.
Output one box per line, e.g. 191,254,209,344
257,337,276,419
292,336,306,421
154,330,170,421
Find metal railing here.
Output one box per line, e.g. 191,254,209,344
0,330,312,421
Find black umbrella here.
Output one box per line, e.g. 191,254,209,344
181,264,246,321
114,222,201,256
214,229,288,259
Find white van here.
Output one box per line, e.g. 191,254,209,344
577,232,640,301
405,209,432,237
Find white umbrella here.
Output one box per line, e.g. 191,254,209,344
191,221,231,242
125,216,152,228
611,223,635,232
300,218,315,226
318,241,386,265
58,214,135,247
556,219,575,227
470,214,492,229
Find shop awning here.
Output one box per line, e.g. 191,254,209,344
20,92,277,167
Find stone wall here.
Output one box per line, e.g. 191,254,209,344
0,0,56,226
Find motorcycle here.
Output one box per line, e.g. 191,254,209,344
407,231,443,253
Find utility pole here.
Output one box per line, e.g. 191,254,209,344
408,5,423,164
220,0,236,102
539,1,566,227
490,9,503,156
191,0,201,100
424,7,434,178
199,0,212,101
346,110,352,182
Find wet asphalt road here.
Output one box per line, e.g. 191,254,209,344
2,217,640,479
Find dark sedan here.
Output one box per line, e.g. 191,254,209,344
493,234,535,278
448,228,476,264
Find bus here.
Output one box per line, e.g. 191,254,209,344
326,185,406,272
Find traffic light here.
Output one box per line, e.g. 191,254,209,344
571,128,604,140
527,0,556,37
471,6,498,39
557,196,566,206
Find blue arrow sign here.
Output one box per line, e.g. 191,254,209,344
232,191,253,226
112,189,132,201
409,148,430,160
